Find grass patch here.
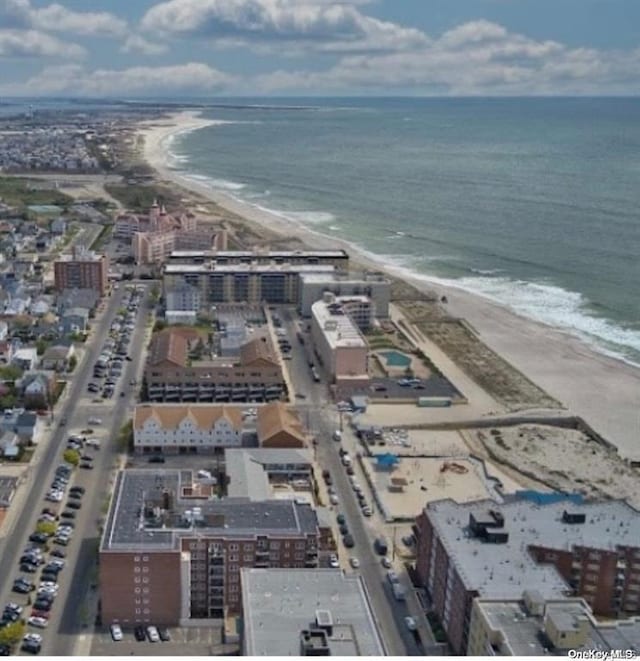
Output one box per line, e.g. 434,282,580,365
104,183,182,211
0,177,72,210
90,224,113,251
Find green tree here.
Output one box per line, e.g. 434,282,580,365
35,338,50,356
67,355,78,373
36,520,58,536
0,620,26,647
63,449,80,466
0,393,18,409
0,364,23,382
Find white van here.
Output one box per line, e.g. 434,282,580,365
88,417,102,425
85,438,101,449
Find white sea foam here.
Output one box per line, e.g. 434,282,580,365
402,270,640,366
182,173,246,191
285,211,336,224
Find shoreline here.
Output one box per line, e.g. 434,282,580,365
138,111,640,460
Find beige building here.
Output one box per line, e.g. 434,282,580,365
144,329,286,403
468,591,640,656
133,404,244,454
54,246,108,296
310,295,369,390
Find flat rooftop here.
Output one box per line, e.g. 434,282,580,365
169,249,348,259
311,299,367,349
299,271,389,284
241,568,385,656
427,498,640,600
164,263,336,275
478,598,640,655
102,469,319,552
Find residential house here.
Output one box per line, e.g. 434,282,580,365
19,371,55,409
0,430,19,458
50,218,67,235
60,308,89,334
56,288,99,315
11,347,39,371
0,408,38,443
41,340,75,372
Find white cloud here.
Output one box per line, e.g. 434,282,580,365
141,0,428,53
32,3,128,38
0,28,85,58
121,34,168,55
253,20,640,96
0,0,127,38
0,62,233,96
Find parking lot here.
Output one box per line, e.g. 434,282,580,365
368,375,462,401
90,625,237,656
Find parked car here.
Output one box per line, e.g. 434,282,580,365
50,549,66,559
146,626,160,643
381,557,392,569
349,557,360,569
20,563,38,574
110,624,123,641
133,626,146,642
343,534,355,548
328,554,339,568
158,627,171,642
404,616,417,631
28,616,48,629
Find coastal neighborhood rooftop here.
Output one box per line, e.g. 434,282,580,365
311,298,367,349
426,498,640,599
241,568,386,656
101,469,319,552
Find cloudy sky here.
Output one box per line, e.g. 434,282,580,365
1,0,639,97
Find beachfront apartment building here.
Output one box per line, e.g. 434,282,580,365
298,271,391,318
100,469,325,624
53,246,108,296
467,592,640,656
163,263,336,308
310,294,370,392
143,329,287,404
414,497,640,654
167,249,349,269
133,404,244,455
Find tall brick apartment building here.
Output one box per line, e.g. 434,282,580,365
415,498,640,654
54,246,108,296
100,470,325,625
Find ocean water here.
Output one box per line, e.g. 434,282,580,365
167,97,640,366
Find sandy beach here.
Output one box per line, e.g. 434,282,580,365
140,111,640,460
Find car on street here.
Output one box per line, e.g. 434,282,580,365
110,624,123,641
349,557,360,569
329,494,339,505
362,506,373,517
146,626,160,643
339,524,349,536
381,557,392,569
69,486,85,495
328,554,339,568
80,462,94,469
66,501,81,510
343,534,355,548
404,616,417,631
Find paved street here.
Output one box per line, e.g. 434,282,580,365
0,280,152,656
281,307,430,656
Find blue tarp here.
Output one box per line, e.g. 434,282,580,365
375,453,399,468
515,490,584,506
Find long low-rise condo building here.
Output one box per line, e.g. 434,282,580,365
164,263,336,307
167,248,349,268
133,404,244,454
144,329,287,403
100,469,325,624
